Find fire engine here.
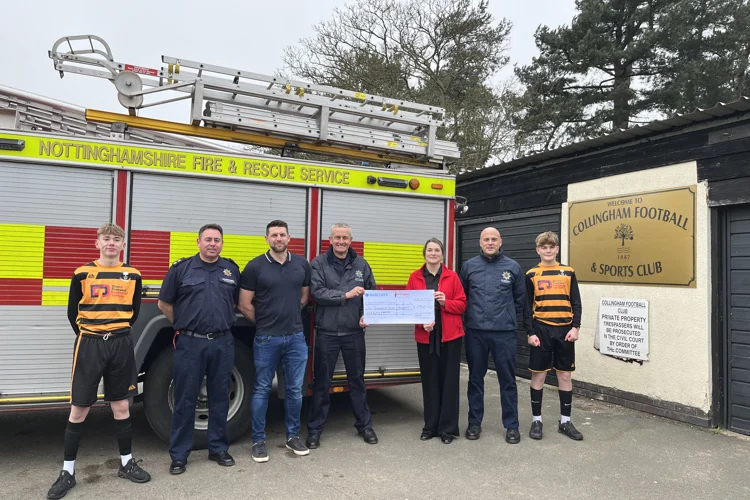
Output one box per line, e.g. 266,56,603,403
0,35,461,448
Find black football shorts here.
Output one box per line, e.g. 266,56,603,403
70,333,137,407
528,321,576,372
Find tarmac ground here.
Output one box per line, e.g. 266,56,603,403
1,366,748,500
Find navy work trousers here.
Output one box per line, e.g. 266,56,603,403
464,328,519,430
169,332,235,461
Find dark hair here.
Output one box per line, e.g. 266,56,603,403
266,220,289,235
423,237,445,257
198,223,224,238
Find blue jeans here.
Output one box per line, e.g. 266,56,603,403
251,332,308,442
465,328,519,430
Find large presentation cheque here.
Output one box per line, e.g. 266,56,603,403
363,290,435,325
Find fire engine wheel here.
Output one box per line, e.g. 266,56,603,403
143,340,254,450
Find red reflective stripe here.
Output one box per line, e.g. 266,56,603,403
115,171,128,229
288,237,306,256
309,188,320,260
44,226,100,279
350,241,365,256
0,278,43,305
307,189,320,390
129,229,170,280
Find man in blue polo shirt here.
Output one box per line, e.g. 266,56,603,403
238,220,312,463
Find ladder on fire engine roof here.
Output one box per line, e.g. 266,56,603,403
48,35,460,168
0,84,242,153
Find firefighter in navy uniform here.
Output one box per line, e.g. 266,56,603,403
47,223,150,500
157,224,241,475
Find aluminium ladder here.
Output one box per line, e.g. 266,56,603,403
0,84,240,152
48,35,460,167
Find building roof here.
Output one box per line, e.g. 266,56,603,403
459,97,750,181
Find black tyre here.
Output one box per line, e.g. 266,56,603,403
143,339,254,449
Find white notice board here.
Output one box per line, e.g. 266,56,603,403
598,298,649,361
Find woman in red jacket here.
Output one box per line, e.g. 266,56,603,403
406,238,466,444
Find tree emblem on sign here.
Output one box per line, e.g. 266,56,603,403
614,223,634,246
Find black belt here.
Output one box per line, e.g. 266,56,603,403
179,330,227,340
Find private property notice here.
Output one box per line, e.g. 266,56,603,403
598,298,649,361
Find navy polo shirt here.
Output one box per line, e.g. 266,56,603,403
240,251,311,336
158,254,240,334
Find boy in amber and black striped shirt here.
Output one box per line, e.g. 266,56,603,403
523,231,584,442
47,223,150,500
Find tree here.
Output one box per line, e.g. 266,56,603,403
283,0,513,171
647,0,750,114
510,0,671,152
614,223,634,246
510,0,750,153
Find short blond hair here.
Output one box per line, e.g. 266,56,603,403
535,231,559,247
97,223,125,239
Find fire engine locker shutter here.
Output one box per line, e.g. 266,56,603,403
457,207,561,377
319,190,446,374
129,173,307,276
727,205,750,435
0,161,114,396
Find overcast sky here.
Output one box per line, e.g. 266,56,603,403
0,0,576,122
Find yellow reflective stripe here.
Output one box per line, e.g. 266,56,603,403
168,232,197,265
0,131,455,196
42,278,70,306
41,293,68,306
0,394,105,403
42,278,69,287
169,233,267,271
0,223,45,279
364,242,424,285
143,279,162,285
221,234,269,269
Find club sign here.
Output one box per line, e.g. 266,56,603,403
568,186,696,287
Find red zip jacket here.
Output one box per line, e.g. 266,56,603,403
406,264,467,344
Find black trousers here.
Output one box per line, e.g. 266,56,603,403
417,337,461,436
308,332,372,434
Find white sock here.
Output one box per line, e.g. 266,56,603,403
560,415,571,424
63,460,75,474
120,454,132,466
532,415,542,422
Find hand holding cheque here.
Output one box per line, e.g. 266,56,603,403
363,290,436,325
